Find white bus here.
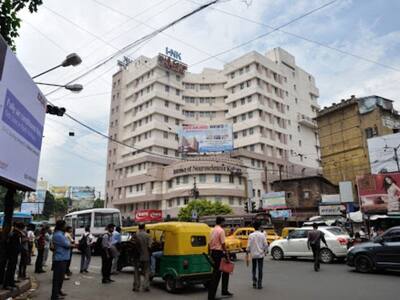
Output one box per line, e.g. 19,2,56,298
64,208,122,247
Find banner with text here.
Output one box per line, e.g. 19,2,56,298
179,124,233,153
0,37,46,190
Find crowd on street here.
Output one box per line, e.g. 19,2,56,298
0,217,396,300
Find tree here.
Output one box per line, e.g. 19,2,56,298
53,198,68,219
178,199,233,222
0,0,43,51
93,198,104,209
41,191,55,219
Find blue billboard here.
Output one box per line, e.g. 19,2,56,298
179,124,233,153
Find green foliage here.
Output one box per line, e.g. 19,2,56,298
0,0,43,51
54,197,69,217
93,198,104,209
41,191,55,218
178,199,233,222
0,185,24,211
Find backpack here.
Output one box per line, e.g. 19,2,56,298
78,234,88,251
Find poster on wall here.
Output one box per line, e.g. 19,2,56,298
368,132,400,174
357,173,400,214
179,124,233,153
134,210,163,223
0,37,46,190
69,186,96,201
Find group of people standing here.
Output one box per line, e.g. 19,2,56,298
0,222,54,291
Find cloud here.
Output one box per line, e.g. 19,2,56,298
12,0,400,194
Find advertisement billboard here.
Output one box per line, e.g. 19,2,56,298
321,194,340,204
270,209,292,219
0,37,46,190
357,173,400,214
339,181,354,203
179,124,233,153
69,186,96,201
262,192,286,209
134,210,163,223
368,132,400,174
319,205,343,216
20,190,46,215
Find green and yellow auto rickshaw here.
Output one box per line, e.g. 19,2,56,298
148,222,213,293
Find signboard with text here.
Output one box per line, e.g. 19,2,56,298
270,209,292,219
0,37,46,190
134,210,163,223
357,173,400,214
69,186,96,201
179,124,233,153
319,205,342,216
262,192,286,209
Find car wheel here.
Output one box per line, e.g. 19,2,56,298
271,247,284,260
355,255,373,273
320,248,334,264
165,275,177,293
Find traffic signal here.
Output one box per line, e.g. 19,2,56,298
46,104,66,116
244,202,249,213
251,201,256,213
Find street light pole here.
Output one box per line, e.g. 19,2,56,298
32,53,82,79
35,82,83,93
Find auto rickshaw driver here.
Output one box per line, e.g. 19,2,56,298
151,232,165,274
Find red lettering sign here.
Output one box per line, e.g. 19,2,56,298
134,209,163,222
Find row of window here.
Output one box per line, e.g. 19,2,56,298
183,111,217,118
228,63,285,86
132,129,179,144
232,109,287,129
133,114,180,130
230,78,285,99
127,183,145,193
168,174,243,188
183,96,217,104
183,82,215,90
231,94,286,114
233,126,288,144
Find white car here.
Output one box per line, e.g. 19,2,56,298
270,226,350,263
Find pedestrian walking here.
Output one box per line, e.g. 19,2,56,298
64,226,74,278
111,226,122,274
208,216,233,300
246,221,268,289
134,223,152,292
34,226,46,273
3,222,24,290
51,220,72,300
79,226,93,273
101,224,115,284
18,225,29,280
307,223,328,272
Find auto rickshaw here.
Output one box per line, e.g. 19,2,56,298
150,222,213,292
119,222,213,293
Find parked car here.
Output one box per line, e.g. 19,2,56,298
270,226,350,263
347,226,400,273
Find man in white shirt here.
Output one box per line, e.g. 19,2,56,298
246,221,268,289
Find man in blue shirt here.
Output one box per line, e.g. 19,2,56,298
111,226,122,274
51,220,72,300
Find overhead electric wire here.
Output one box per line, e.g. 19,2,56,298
46,0,340,165
44,0,221,97
188,0,400,73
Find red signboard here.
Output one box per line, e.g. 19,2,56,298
134,209,163,223
357,173,400,214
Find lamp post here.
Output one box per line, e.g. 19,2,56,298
35,82,83,93
32,53,82,79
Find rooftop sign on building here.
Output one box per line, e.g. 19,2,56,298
158,48,187,75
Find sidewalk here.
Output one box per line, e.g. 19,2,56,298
0,278,31,300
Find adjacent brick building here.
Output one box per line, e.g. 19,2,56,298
271,176,338,220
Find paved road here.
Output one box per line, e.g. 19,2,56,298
30,254,399,300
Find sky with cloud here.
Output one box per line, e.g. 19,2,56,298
13,0,400,196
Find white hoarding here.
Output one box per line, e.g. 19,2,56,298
339,181,354,203
321,194,340,204
0,37,46,190
368,132,400,174
262,191,287,209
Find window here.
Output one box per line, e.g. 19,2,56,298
199,175,206,183
365,127,377,138
176,89,180,96
229,197,234,205
176,198,181,206
303,191,310,199
175,104,180,111
184,197,189,205
182,176,189,184
165,85,170,92
229,175,234,183
164,148,168,155
289,230,309,239
176,177,180,185
163,132,168,139
164,116,169,122
214,175,221,183
164,100,169,107
168,180,172,188
249,128,254,135
94,212,120,227
77,213,91,228
168,200,173,207
248,111,253,118
191,236,206,247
